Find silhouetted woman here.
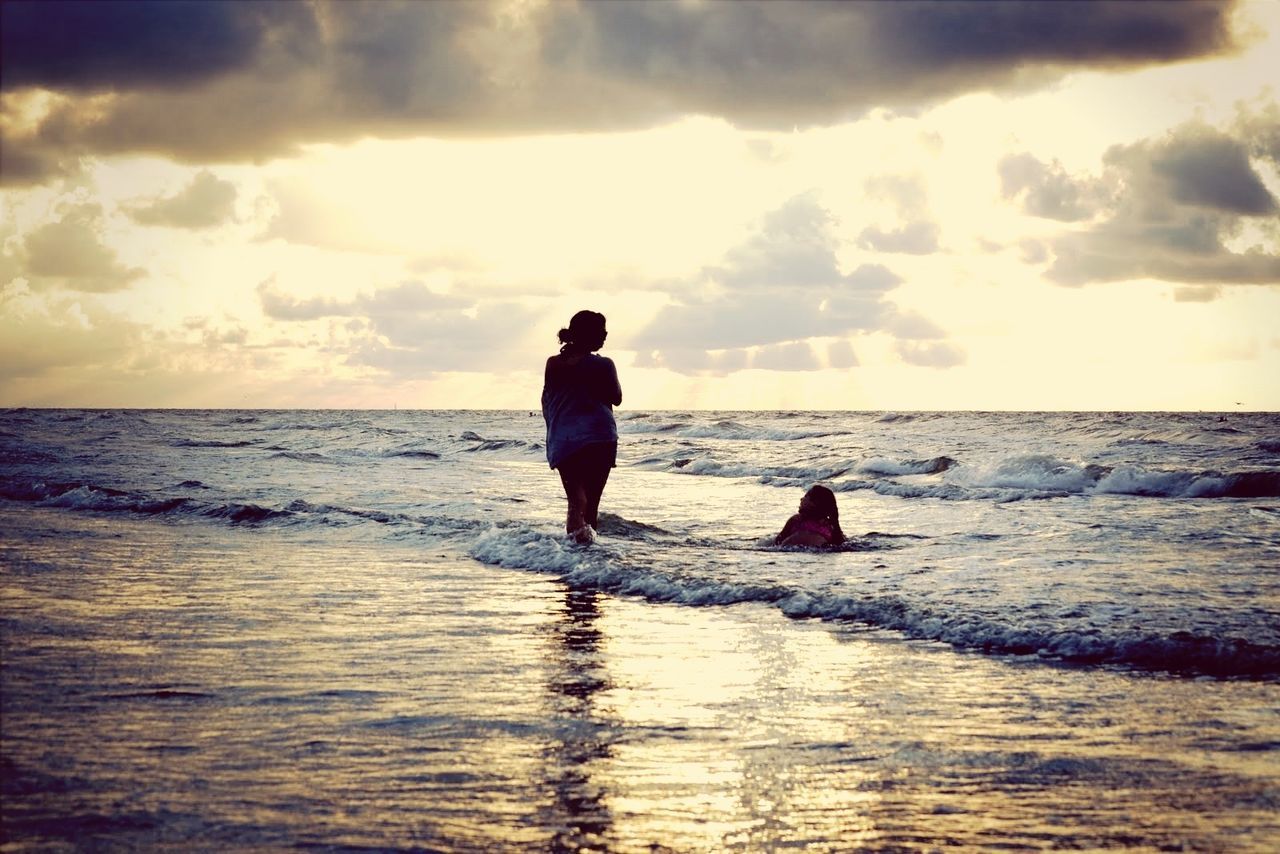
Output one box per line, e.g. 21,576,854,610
542,310,622,544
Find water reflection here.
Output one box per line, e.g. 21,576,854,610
540,587,616,852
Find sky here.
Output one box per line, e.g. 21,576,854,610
1,0,1278,410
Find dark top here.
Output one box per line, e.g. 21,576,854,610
541,352,622,469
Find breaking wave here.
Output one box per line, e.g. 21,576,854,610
644,450,1279,502
469,525,1280,679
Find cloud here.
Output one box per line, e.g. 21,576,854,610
1144,123,1276,215
884,311,947,340
998,153,1111,221
126,170,238,228
258,278,469,321
0,129,85,187
1,0,1238,177
858,221,941,255
258,277,540,376
1233,99,1280,162
752,341,819,372
827,339,858,369
895,340,966,368
10,203,145,292
1005,115,1280,288
857,174,941,254
256,276,349,321
630,194,960,374
347,301,543,376
0,1,303,93
1173,285,1224,302
0,286,143,381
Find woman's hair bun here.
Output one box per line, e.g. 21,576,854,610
557,310,606,349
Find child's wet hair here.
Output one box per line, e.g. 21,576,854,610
806,484,844,544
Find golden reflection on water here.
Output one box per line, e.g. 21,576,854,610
538,591,897,850
534,587,1280,851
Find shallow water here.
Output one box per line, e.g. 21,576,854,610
2,409,1279,849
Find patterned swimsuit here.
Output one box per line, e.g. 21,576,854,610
793,517,834,542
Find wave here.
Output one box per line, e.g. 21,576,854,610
267,450,337,464
468,526,1280,678
382,449,441,460
643,450,1280,502
171,438,258,449
637,456,852,485
260,421,349,432
596,512,674,540
459,431,542,454
0,478,293,525
620,419,839,441
0,476,490,537
956,457,1280,499
856,456,956,476
1094,467,1280,498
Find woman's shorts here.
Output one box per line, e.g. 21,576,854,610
556,441,617,477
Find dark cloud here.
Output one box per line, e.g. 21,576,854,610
0,0,1238,176
13,203,145,292
1145,126,1276,215
127,170,238,228
0,1,308,92
1029,117,1280,288
0,131,84,187
630,194,960,374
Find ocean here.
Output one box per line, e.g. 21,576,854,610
2,408,1278,850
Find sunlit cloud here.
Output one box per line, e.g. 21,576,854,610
126,170,238,229
14,203,145,292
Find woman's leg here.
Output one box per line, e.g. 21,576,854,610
583,462,611,530
580,442,616,530
558,467,588,535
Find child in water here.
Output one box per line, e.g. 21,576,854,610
775,485,845,547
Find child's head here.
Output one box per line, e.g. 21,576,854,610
800,484,838,521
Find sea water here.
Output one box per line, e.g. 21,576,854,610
2,409,1278,850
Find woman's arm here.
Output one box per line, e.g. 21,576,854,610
775,514,800,545
600,357,622,407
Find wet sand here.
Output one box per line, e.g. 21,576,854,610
2,506,1278,851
